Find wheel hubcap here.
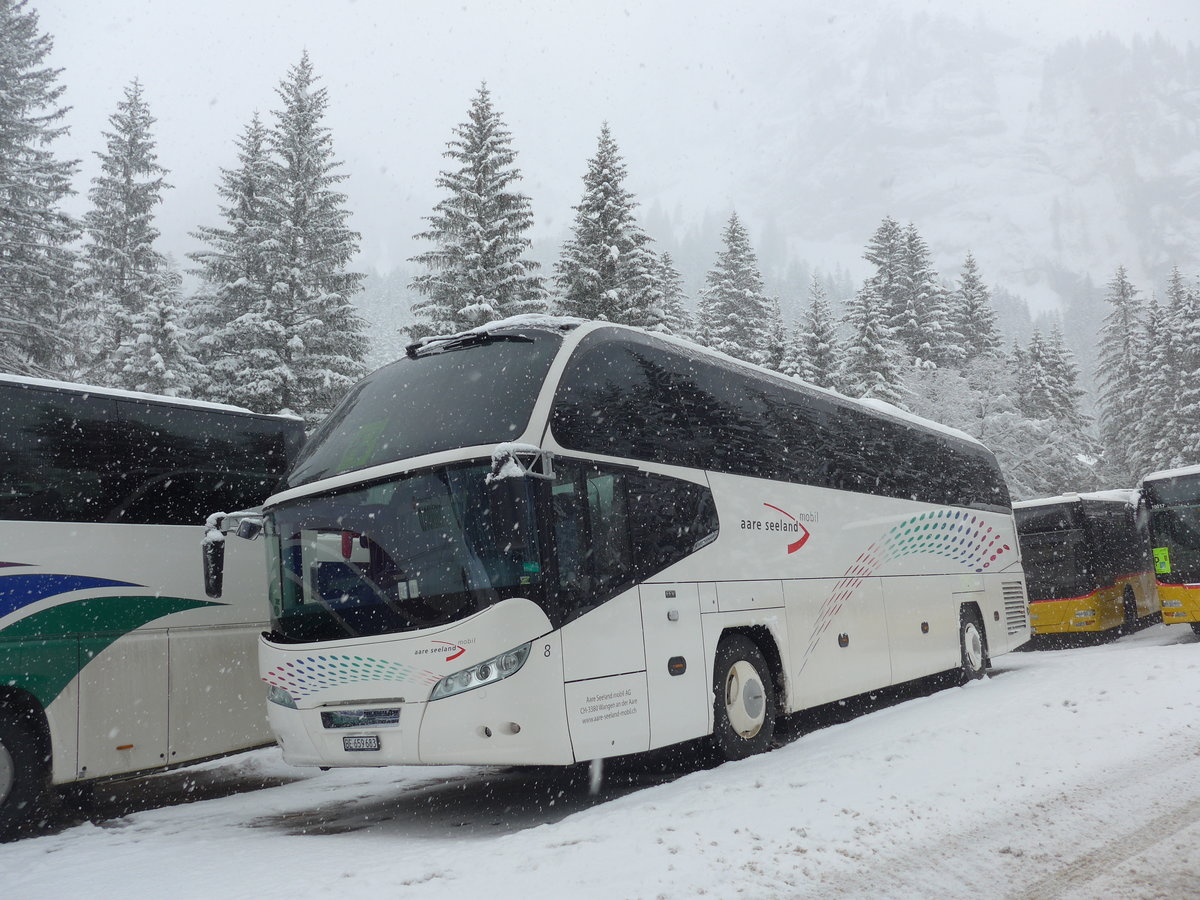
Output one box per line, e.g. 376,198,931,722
964,623,984,672
724,660,766,738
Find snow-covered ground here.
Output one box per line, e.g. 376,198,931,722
3,624,1198,899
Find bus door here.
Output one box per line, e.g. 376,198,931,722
639,583,709,750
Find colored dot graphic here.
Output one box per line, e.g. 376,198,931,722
263,654,441,699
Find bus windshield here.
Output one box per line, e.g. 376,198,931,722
1015,503,1096,601
267,462,545,642
1149,503,1200,585
285,328,563,488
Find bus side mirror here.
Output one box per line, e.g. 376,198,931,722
237,518,263,540
203,515,226,598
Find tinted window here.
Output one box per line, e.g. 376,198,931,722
287,329,563,488
0,381,304,525
268,463,544,642
112,401,303,524
551,330,1011,512
1150,503,1200,584
0,383,121,522
550,460,719,619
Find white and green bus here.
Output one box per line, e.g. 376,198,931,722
209,317,1030,772
0,374,305,837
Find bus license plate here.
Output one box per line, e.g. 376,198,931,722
343,735,381,752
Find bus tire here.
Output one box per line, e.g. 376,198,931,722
0,712,50,841
711,635,777,761
1122,588,1138,632
957,609,988,684
1191,623,1200,637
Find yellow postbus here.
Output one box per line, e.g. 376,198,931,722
1142,466,1200,634
1015,491,1158,637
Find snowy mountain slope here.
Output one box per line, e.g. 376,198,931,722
663,10,1200,310
2,625,1198,899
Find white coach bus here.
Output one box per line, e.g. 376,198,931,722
0,375,305,837
208,317,1029,771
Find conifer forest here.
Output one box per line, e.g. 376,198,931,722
2,0,1198,497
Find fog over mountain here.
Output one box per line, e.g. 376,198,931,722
721,11,1200,312
41,1,1198,324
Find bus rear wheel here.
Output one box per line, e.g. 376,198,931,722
711,635,777,761
957,610,988,684
1121,588,1138,633
0,712,49,840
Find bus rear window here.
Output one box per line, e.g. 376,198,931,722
286,330,563,488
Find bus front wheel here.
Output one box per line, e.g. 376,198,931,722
957,610,988,684
711,635,777,761
0,712,49,840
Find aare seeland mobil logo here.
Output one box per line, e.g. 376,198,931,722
739,502,816,554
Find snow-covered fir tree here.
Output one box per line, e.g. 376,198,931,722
839,280,905,406
554,124,662,328
696,211,773,366
765,296,786,371
79,77,171,385
654,251,692,339
1165,267,1200,467
116,265,202,396
782,273,841,390
861,216,904,320
258,52,367,423
0,0,79,376
1136,294,1177,472
1096,265,1145,483
892,222,951,367
189,113,276,405
951,251,1002,363
409,83,545,338
1008,327,1097,493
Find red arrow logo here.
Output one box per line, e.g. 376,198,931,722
433,640,466,661
762,503,811,554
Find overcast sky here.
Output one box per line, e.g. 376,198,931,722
37,0,1199,277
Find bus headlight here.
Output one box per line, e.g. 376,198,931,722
267,684,298,709
430,642,532,701
1074,610,1095,617
1163,600,1183,608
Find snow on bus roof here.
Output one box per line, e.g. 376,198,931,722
402,315,985,449
608,322,986,449
405,314,585,355
0,372,301,419
1142,464,1200,484
1013,488,1139,509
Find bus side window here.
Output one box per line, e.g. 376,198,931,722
552,462,719,618
551,472,591,609
626,471,719,579
551,463,636,615
585,472,635,599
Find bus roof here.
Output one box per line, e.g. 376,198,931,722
0,372,303,421
1142,464,1200,484
432,315,987,450
1013,489,1139,510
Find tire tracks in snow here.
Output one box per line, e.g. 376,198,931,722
791,731,1200,899
1012,789,1200,900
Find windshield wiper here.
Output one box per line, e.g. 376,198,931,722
405,331,534,359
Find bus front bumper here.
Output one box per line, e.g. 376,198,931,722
266,637,575,768
1158,583,1200,625
1027,591,1123,634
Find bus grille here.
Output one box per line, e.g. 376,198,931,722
1002,581,1028,635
